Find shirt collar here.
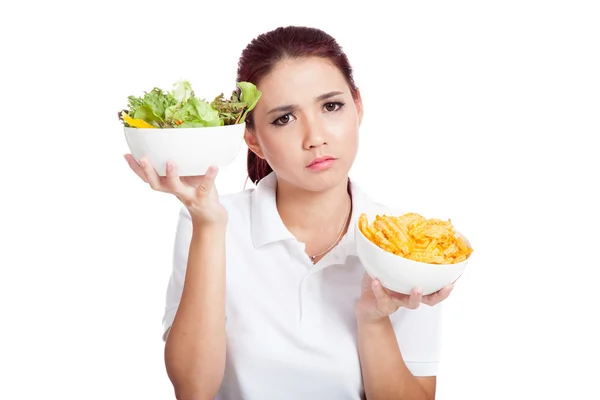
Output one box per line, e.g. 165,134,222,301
250,171,375,256
251,172,295,248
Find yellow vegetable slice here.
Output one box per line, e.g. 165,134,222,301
120,111,155,128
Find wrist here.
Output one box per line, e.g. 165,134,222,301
355,306,391,328
191,221,227,238
356,315,392,341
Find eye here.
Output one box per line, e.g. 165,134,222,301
272,113,295,126
323,101,345,112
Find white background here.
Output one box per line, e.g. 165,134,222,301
1,0,599,399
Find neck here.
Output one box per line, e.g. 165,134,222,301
275,177,352,245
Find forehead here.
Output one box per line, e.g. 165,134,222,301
256,57,350,107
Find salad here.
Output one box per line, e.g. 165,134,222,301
118,80,261,129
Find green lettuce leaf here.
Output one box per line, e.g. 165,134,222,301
237,82,261,123
178,119,222,128
133,105,162,125
172,80,193,103
191,98,221,126
166,98,222,127
120,80,261,128
126,87,177,127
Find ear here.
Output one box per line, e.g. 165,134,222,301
354,88,364,125
244,127,266,159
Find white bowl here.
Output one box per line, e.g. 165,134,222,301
355,210,472,295
124,123,246,176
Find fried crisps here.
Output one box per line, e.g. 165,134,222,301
358,213,473,265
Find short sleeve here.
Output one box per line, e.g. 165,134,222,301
161,206,193,341
390,303,443,376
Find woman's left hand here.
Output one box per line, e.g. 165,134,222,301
355,273,454,323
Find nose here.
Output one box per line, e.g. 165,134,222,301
302,115,327,149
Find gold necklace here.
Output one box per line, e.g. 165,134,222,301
309,199,352,263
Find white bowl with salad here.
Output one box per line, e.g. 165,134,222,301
119,80,261,176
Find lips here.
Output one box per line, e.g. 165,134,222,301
307,156,337,168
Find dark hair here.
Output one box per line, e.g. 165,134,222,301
237,26,359,185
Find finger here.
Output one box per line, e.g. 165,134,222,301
197,165,219,194
389,290,411,303
165,161,189,197
422,284,454,306
124,154,148,183
361,273,374,293
406,287,423,309
372,279,394,315
139,157,163,191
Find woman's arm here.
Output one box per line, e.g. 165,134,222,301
356,274,450,400
164,223,227,400
357,316,435,400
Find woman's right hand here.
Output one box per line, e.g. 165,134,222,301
124,154,228,227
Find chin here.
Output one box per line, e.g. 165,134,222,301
300,166,350,193
274,157,354,193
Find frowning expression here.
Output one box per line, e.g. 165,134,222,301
245,56,363,191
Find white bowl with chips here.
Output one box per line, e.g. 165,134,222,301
124,123,246,176
355,210,473,295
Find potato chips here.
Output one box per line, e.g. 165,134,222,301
358,212,473,265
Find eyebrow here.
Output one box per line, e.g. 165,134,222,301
267,90,345,115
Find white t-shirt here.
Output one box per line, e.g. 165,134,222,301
162,171,442,400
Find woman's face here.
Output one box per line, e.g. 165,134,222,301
245,56,363,192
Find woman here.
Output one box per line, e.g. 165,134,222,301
125,25,453,400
